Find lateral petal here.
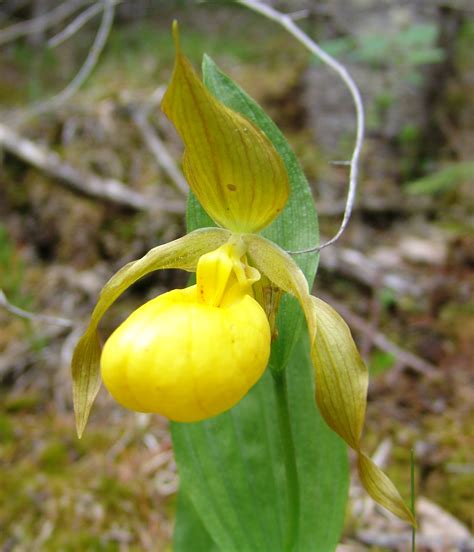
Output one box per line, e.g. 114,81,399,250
311,297,415,525
358,452,416,524
310,297,367,449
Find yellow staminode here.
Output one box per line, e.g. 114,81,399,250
100,242,271,422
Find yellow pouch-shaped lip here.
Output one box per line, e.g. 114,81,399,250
72,228,231,437
161,22,289,233
101,283,271,422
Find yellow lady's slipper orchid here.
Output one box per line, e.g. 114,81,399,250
101,241,270,422
71,23,415,528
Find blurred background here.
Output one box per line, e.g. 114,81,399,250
0,1,473,550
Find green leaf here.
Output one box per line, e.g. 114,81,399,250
406,162,474,195
173,486,218,552
173,335,348,552
71,227,230,437
172,56,347,551
408,47,445,66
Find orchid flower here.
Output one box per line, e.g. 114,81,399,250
71,23,414,526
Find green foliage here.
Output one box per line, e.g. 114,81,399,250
0,224,31,310
4,393,41,413
0,414,14,443
6,42,58,103
39,440,70,473
172,56,348,551
369,350,396,376
314,23,444,90
399,124,422,146
406,162,474,195
359,23,443,70
378,288,397,310
453,20,474,69
98,22,259,90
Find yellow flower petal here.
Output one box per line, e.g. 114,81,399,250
161,22,289,233
72,227,230,437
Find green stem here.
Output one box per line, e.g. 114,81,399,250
411,448,416,552
273,371,299,552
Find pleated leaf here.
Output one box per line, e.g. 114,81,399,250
161,22,289,233
72,227,230,437
173,335,348,552
172,56,348,551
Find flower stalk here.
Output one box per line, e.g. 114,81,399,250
273,370,299,551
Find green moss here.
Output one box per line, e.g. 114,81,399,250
4,393,41,413
95,476,134,511
91,22,261,95
427,470,474,524
39,440,70,473
53,535,120,552
369,350,396,376
0,414,14,443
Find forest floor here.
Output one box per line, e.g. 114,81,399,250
1,5,473,551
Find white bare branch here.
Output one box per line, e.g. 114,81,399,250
0,122,185,213
236,0,365,255
130,87,188,197
25,0,116,118
47,0,123,48
0,289,74,328
0,0,88,46
133,110,189,197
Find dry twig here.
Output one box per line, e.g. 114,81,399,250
130,87,188,197
0,0,88,46
319,240,422,297
48,0,123,48
0,289,73,328
0,122,185,213
318,292,438,378
238,0,365,254
24,0,116,118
